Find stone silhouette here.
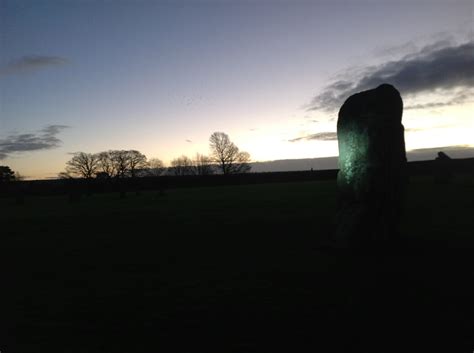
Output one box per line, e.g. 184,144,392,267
434,151,453,184
335,84,407,247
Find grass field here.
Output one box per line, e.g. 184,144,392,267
1,175,474,352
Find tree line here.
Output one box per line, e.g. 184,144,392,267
60,132,251,179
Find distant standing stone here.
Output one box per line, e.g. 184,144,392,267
335,84,407,247
434,151,453,184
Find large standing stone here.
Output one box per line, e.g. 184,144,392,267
335,84,407,247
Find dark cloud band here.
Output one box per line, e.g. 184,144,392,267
0,125,69,160
0,55,68,76
309,40,474,112
289,132,337,142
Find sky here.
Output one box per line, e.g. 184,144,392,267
0,0,473,179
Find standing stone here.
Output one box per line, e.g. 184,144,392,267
434,151,453,184
335,84,407,247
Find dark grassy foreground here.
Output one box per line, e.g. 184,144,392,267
1,176,474,352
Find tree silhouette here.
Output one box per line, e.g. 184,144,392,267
170,155,194,176
193,153,214,175
63,150,149,179
127,150,148,177
97,151,116,178
146,158,165,176
66,152,99,178
209,132,251,174
0,166,15,182
110,150,130,178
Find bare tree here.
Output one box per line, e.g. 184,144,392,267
110,150,130,178
62,149,150,179
66,152,99,178
193,153,214,175
146,158,165,176
170,155,194,176
234,151,251,173
127,150,148,177
209,132,251,174
97,151,116,178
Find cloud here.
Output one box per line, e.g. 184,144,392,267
289,132,337,142
0,125,69,160
308,40,474,112
0,55,68,76
373,41,419,58
404,90,473,110
405,124,455,133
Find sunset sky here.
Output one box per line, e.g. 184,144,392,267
1,0,473,179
